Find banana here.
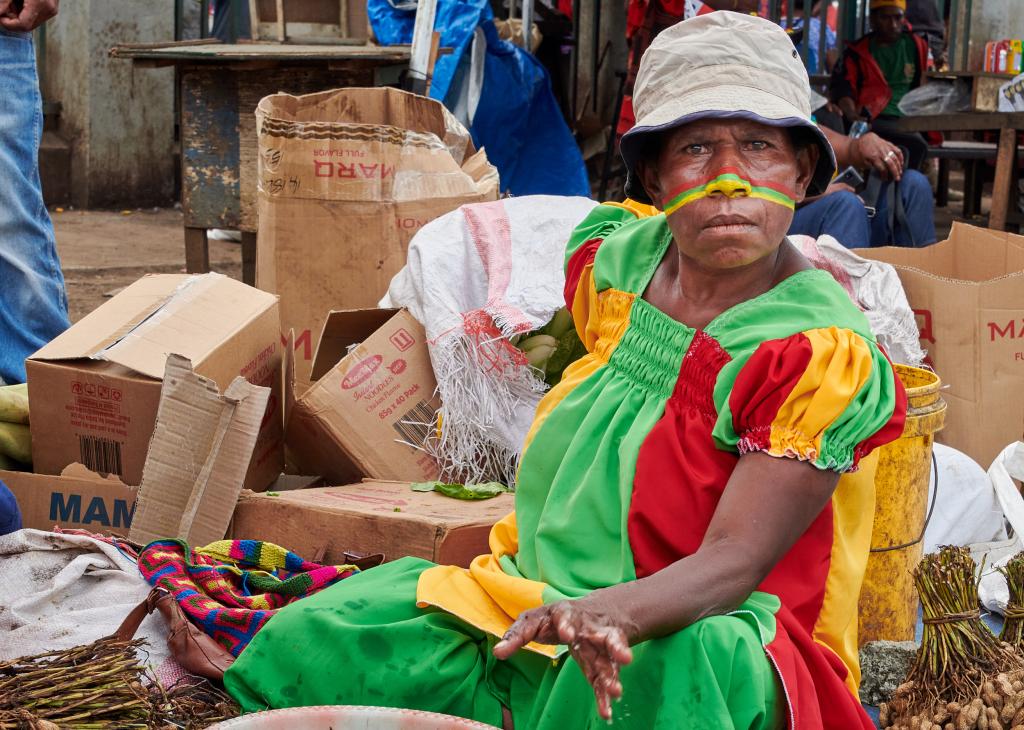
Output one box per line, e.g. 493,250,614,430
542,308,575,339
525,342,558,370
519,334,559,353
0,422,31,463
0,384,29,424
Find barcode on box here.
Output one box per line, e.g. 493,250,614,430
393,400,436,448
79,435,124,477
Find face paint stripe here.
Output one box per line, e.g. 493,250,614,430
663,169,797,216
665,174,798,202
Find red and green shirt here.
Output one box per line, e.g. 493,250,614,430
418,203,906,729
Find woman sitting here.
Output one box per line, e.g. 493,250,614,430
224,12,906,729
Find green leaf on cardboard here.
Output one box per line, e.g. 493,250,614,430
410,481,510,500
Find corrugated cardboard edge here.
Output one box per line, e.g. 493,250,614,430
129,354,271,547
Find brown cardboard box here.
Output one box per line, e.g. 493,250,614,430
861,222,1024,467
255,87,498,391
3,464,138,535
229,480,513,567
287,308,441,484
27,273,284,491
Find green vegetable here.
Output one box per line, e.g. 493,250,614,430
410,481,511,500
544,328,588,387
514,308,587,386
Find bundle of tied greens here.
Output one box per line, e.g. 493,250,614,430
0,384,30,470
881,546,1024,730
0,636,238,729
1001,553,1024,650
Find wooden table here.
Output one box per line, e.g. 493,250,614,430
893,112,1024,231
109,41,412,284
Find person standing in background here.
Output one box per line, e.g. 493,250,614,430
906,0,945,70
0,0,69,386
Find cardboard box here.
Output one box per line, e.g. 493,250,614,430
861,222,1024,467
229,480,514,567
255,87,498,391
287,308,441,484
129,355,272,547
2,464,138,535
27,273,284,491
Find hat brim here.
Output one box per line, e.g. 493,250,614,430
620,85,837,205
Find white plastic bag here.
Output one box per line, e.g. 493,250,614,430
923,443,1006,554
791,235,926,367
382,195,598,485
972,443,1024,614
898,80,972,116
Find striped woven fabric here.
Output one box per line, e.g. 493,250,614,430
138,539,359,656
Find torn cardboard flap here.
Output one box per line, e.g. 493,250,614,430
129,354,271,547
33,272,277,381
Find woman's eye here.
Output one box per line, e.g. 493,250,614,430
748,140,770,151
685,143,708,154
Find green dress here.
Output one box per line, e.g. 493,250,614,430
224,203,906,728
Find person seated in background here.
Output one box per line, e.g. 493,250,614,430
789,127,936,248
830,0,930,171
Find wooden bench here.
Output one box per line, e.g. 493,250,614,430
929,140,1024,220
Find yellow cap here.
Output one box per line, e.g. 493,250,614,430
870,0,907,11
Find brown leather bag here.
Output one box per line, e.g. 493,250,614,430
115,587,235,681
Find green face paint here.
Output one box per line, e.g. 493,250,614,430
662,167,797,216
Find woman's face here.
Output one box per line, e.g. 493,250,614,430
638,118,818,271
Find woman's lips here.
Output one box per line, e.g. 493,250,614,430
702,213,757,232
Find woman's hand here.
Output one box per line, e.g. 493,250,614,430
850,133,903,181
493,597,636,720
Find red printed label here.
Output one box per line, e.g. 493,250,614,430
341,355,383,390
388,359,407,375
389,329,416,352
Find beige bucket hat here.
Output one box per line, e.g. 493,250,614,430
620,11,836,203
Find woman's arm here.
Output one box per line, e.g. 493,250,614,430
494,452,840,718
597,452,839,641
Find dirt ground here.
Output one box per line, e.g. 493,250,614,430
53,208,244,322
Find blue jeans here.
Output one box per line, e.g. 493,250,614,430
789,170,937,249
0,29,69,385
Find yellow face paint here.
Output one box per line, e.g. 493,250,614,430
662,167,797,217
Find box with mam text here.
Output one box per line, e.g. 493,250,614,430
286,308,441,484
27,273,284,491
2,464,138,536
230,480,513,567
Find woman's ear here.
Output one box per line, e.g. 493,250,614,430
793,145,820,204
636,159,663,206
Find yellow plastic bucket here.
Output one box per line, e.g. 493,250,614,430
857,364,946,646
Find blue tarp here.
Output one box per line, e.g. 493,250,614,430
368,0,590,198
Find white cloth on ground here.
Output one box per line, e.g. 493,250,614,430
0,528,176,681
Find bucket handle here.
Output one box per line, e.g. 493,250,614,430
870,452,938,553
